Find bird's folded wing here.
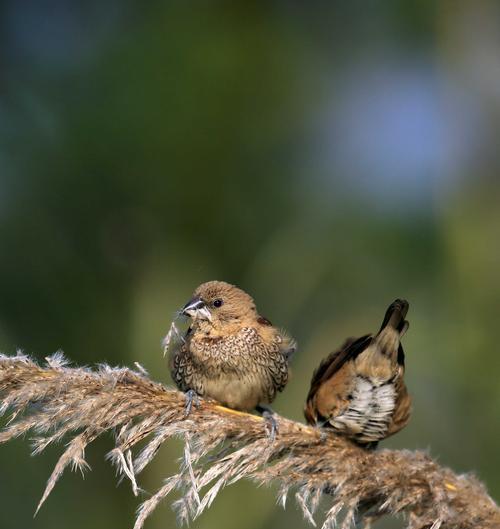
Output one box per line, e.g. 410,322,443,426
306,334,373,400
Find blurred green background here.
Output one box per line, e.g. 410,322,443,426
1,2,499,528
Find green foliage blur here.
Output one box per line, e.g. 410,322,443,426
1,2,499,528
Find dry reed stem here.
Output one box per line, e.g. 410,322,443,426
0,352,498,529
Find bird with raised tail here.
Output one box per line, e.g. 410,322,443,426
304,299,412,446
170,280,296,437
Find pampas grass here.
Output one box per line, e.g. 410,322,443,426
0,352,498,529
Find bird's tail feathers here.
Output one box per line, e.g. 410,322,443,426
378,299,409,336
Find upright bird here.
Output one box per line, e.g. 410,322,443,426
304,299,411,446
170,280,295,435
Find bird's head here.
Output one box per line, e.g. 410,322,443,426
181,280,257,329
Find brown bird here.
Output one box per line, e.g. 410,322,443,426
304,299,411,446
170,280,295,435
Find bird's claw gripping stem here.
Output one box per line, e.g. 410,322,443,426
257,406,278,442
184,389,200,416
263,411,278,442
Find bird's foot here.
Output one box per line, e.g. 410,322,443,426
184,389,200,417
256,405,278,442
360,440,379,451
318,428,328,443
317,420,330,442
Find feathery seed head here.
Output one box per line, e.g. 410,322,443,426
0,353,498,529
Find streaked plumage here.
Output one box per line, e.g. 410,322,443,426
304,299,411,445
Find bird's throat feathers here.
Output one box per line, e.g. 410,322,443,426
186,314,287,357
188,313,262,338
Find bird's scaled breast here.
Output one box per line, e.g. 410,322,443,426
173,327,286,409
189,327,261,363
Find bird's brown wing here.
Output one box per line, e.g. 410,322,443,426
267,347,289,395
306,335,373,400
304,334,372,425
169,341,192,392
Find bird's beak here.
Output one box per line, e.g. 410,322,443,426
181,296,212,321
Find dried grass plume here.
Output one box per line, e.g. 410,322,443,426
0,352,498,529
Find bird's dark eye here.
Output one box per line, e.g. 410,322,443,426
212,299,223,308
